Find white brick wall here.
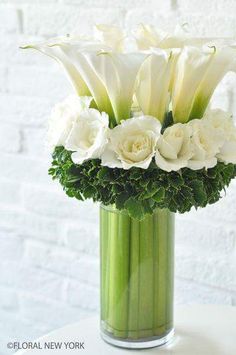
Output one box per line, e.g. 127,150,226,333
0,0,236,354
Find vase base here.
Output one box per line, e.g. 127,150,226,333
101,328,174,350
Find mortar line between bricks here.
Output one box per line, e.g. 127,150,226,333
15,290,99,314
176,276,235,294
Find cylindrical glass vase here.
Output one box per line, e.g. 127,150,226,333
100,204,175,349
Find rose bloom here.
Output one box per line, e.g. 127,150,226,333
187,119,220,170
203,109,236,164
101,116,161,169
47,95,92,148
65,108,109,164
155,123,193,172
217,133,236,164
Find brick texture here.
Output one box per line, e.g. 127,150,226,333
0,1,236,354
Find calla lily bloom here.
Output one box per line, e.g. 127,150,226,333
21,37,116,122
21,24,236,127
134,23,234,50
94,24,125,52
21,36,92,97
134,24,188,50
172,45,236,123
189,46,236,119
85,51,146,122
135,49,177,123
21,31,146,125
57,43,116,122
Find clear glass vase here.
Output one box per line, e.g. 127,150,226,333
100,204,175,349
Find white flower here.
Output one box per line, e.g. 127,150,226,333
94,24,125,52
217,134,236,164
101,116,161,169
133,24,187,50
84,51,146,123
203,109,234,144
135,50,173,123
172,46,236,123
187,119,220,170
172,46,213,123
155,123,193,172
203,109,236,164
133,23,235,50
22,36,146,125
47,95,92,148
65,108,109,164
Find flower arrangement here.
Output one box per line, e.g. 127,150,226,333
22,24,236,349
22,24,236,220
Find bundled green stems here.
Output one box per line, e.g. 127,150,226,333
100,205,175,341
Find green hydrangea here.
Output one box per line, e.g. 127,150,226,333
49,146,236,220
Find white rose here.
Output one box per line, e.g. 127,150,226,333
47,95,92,148
203,109,236,164
65,108,109,164
187,119,220,170
203,109,234,145
155,123,193,172
101,116,161,170
217,134,236,164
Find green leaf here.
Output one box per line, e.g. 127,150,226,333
97,167,112,181
142,200,153,214
168,173,184,188
189,180,207,206
152,187,165,202
49,147,236,216
124,197,144,220
129,169,142,180
116,192,130,210
140,182,159,200
83,185,96,199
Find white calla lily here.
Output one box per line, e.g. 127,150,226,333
134,23,235,50
21,38,116,123
94,24,125,52
22,24,236,140
172,46,214,123
172,46,236,123
21,36,116,106
85,51,146,123
21,35,146,125
134,24,165,50
189,47,236,119
135,49,175,123
59,44,115,122
21,37,92,97
134,24,187,50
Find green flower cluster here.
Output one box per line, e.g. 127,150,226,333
49,146,236,220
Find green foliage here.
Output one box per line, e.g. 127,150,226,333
49,146,236,220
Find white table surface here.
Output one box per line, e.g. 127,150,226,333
15,305,236,355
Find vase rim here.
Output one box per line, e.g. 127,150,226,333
100,204,174,216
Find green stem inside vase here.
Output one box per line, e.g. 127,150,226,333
138,214,154,338
128,218,139,339
100,205,174,341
